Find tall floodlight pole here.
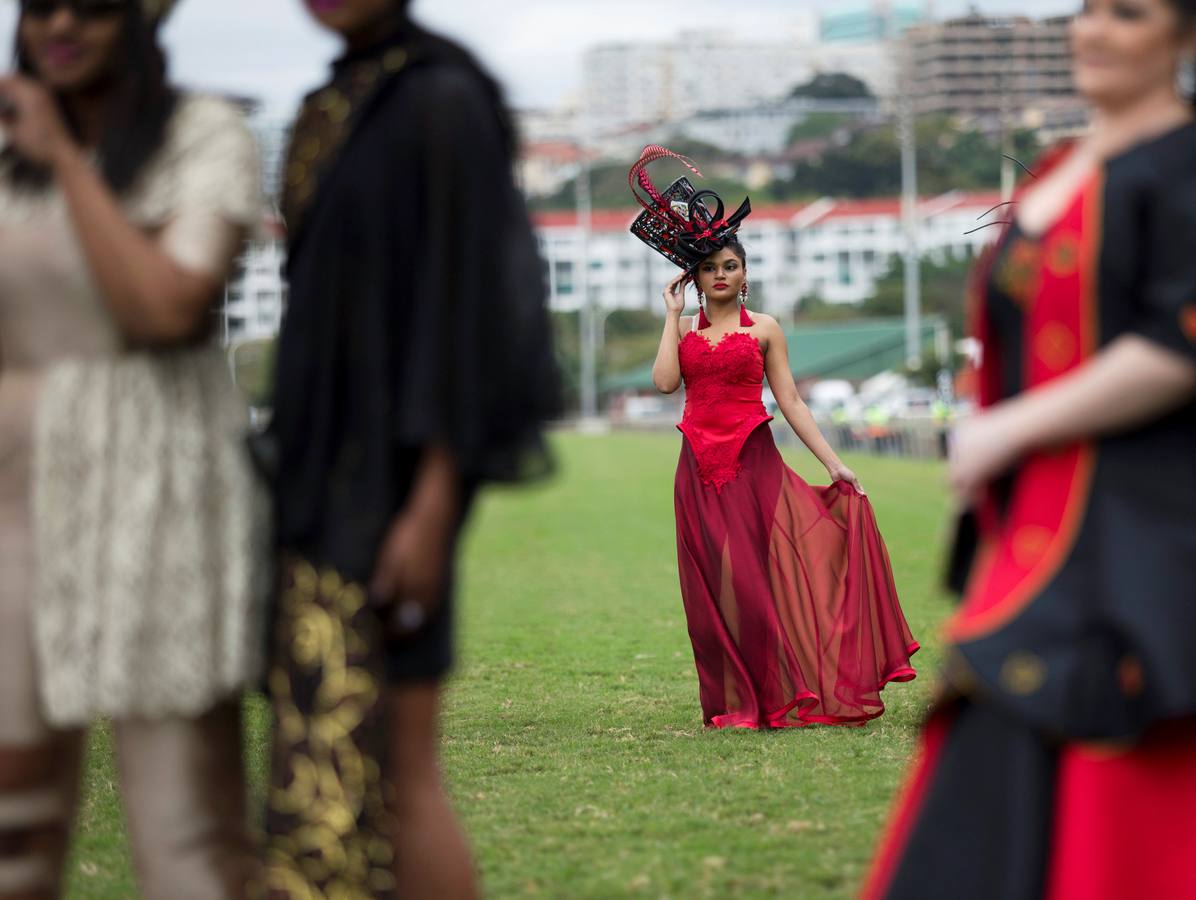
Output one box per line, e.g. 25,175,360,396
999,70,1015,202
576,122,597,424
897,52,923,370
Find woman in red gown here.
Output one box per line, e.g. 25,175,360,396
630,148,919,729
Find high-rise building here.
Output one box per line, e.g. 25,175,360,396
578,9,934,137
531,190,1004,315
219,218,288,346
249,117,291,202
902,14,1082,132
581,36,817,136
820,1,928,43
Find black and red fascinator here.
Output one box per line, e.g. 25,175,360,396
627,145,752,272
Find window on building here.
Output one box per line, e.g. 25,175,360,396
837,251,851,285
554,260,575,295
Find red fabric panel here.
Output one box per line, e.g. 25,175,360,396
1046,723,1196,900
674,426,918,729
948,174,1102,643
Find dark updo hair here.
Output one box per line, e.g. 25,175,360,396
4,3,178,193
700,236,747,268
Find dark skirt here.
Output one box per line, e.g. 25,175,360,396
864,701,1196,900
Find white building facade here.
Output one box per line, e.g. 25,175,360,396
581,34,830,137
578,8,924,138
219,221,288,346
215,192,1004,348
533,190,1002,315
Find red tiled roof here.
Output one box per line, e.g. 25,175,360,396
530,193,1008,232
521,141,583,163
819,198,902,219
531,203,815,232
809,191,1007,224
531,209,640,230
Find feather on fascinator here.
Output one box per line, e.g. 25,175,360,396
628,144,752,271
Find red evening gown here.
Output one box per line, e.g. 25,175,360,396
673,315,918,729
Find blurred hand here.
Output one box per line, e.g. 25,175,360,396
948,413,1023,504
828,462,865,496
369,506,454,636
662,271,690,315
0,75,75,167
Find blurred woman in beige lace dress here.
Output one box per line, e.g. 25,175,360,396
0,1,265,897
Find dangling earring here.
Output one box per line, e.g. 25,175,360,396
739,281,753,326
1178,54,1196,101
696,290,711,330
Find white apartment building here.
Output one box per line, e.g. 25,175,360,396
578,7,927,138
902,14,1081,128
517,140,584,198
533,190,1002,315
676,97,881,157
582,37,819,136
215,192,1004,349
249,117,291,201
219,219,288,346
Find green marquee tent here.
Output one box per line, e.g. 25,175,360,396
601,316,948,393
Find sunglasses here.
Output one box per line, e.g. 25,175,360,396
20,0,127,19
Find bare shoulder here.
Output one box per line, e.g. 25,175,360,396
749,312,784,336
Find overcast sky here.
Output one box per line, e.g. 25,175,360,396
0,1,1079,118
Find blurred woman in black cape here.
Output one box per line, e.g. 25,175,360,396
264,2,560,897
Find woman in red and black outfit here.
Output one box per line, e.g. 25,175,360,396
632,148,919,730
865,1,1196,897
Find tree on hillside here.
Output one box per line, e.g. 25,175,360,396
790,72,873,100
795,254,974,342
779,116,1041,200
785,111,854,146
531,160,758,213
863,255,974,339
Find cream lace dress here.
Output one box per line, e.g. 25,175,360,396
0,94,268,738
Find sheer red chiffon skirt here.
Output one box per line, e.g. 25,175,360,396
674,425,918,729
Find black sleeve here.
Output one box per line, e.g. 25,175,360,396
1135,170,1196,363
392,64,562,483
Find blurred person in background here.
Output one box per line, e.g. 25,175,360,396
635,147,918,731
864,1,1196,897
0,0,266,898
262,1,559,897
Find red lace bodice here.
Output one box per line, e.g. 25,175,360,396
678,330,773,491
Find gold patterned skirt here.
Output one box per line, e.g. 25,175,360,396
265,556,395,900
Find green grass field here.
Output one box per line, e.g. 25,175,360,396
65,431,956,899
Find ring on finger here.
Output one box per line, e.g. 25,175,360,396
392,600,426,633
